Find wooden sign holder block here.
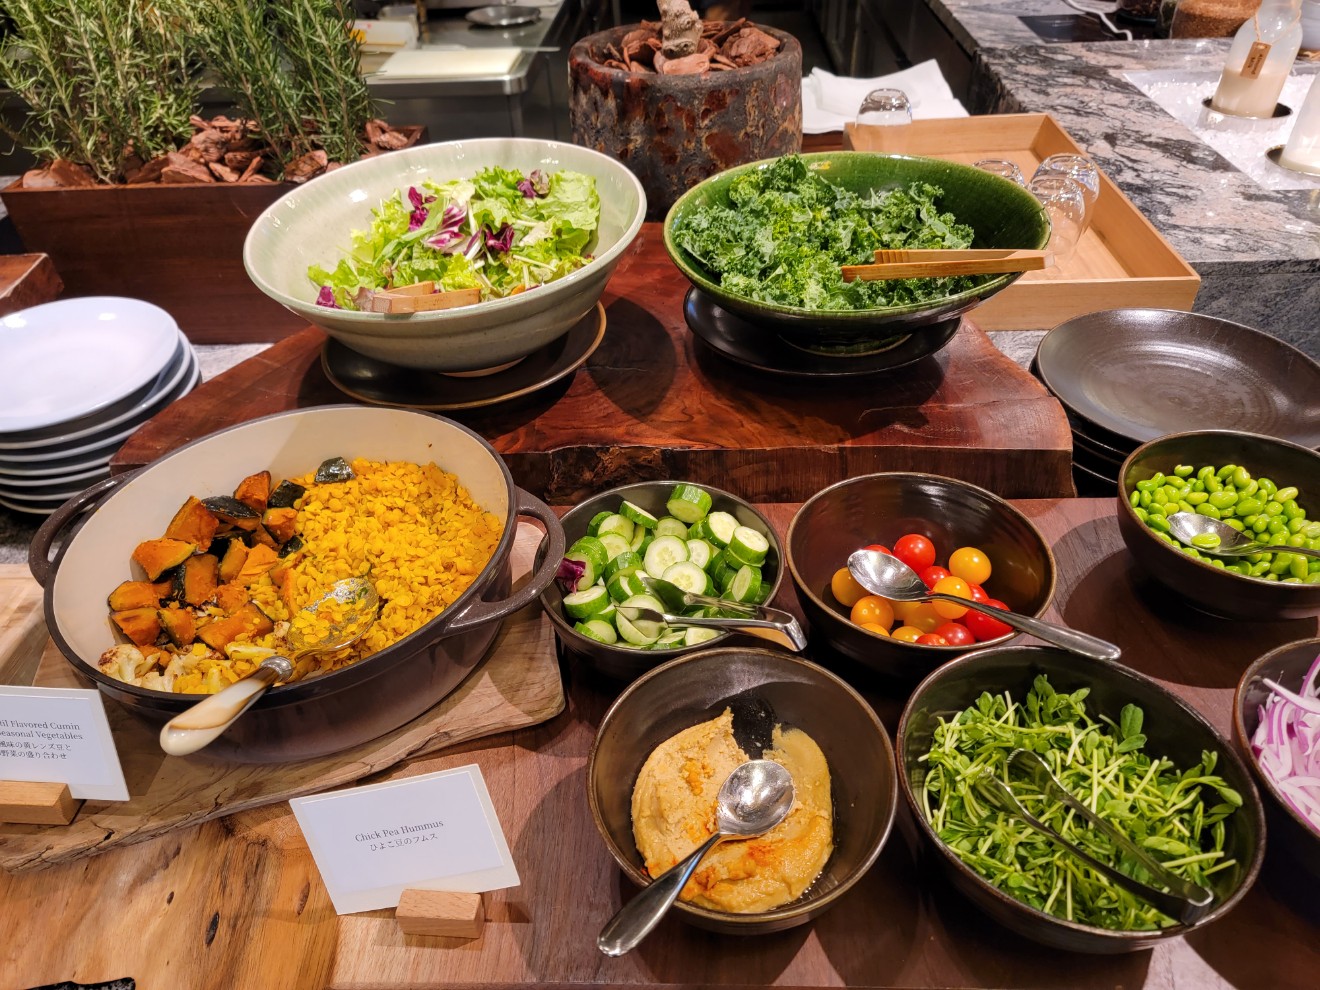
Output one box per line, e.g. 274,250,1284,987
0,780,82,825
396,889,485,940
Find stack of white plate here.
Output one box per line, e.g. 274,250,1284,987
0,297,200,516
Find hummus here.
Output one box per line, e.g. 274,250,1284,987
630,708,833,913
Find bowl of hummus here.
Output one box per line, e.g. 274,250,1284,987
588,646,898,934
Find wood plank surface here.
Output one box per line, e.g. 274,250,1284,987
111,225,1075,502
0,253,62,317
1,499,1315,990
0,564,46,688
0,522,564,873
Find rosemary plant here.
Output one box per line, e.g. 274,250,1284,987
0,0,197,183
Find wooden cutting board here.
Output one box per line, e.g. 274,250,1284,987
0,521,565,873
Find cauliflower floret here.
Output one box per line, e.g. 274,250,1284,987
98,644,153,685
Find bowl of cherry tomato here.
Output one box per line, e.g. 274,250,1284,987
786,473,1056,681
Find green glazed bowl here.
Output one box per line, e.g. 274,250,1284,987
663,152,1050,345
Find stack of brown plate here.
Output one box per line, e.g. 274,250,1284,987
1032,309,1320,496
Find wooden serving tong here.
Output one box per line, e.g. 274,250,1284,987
841,248,1050,282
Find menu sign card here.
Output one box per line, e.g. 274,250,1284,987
291,764,519,914
0,686,129,801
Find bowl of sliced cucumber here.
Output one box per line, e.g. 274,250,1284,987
537,480,784,683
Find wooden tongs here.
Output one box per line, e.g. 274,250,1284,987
841,248,1050,282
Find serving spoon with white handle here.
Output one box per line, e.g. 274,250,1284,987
159,577,378,756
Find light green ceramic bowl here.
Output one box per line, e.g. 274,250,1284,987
664,152,1050,345
244,139,646,372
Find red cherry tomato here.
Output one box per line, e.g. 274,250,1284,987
933,622,975,647
964,599,1014,641
967,582,989,604
864,544,893,557
916,633,950,647
893,534,936,572
919,565,951,590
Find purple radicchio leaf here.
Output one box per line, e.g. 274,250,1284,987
484,223,514,253
406,186,431,231
555,556,586,591
315,286,340,309
530,169,549,196
517,178,537,199
421,204,470,253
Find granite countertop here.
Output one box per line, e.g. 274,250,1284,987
929,0,1145,53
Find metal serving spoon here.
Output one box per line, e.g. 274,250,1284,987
623,575,807,651
847,549,1120,661
597,759,795,957
1167,512,1320,560
976,749,1214,925
159,577,379,757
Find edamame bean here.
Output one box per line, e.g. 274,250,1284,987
1233,466,1252,488
1187,491,1209,506
1174,464,1195,478
1208,490,1238,510
1277,486,1299,503
1196,503,1222,519
1191,533,1221,549
1235,496,1262,516
1130,490,1141,508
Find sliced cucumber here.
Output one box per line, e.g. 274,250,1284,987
644,535,690,579
603,551,643,582
708,549,733,588
662,561,714,595
655,629,688,648
596,513,636,542
688,517,717,544
606,568,649,602
705,511,738,548
683,626,721,646
597,602,617,624
726,564,762,603
727,526,769,567
586,511,613,537
685,538,714,570
574,618,618,645
666,484,713,524
619,500,659,529
621,593,665,613
567,536,608,569
597,531,632,561
562,551,601,591
629,525,654,554
563,585,612,620
616,610,661,646
654,516,690,539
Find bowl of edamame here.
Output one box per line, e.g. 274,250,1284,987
1118,430,1320,620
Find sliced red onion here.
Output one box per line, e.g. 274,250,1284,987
1252,655,1320,833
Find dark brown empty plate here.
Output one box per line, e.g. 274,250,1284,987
1037,309,1320,448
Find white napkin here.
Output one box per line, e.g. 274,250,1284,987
801,61,968,134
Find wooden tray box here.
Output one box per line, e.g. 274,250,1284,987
844,113,1200,331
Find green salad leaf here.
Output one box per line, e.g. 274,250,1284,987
672,155,982,310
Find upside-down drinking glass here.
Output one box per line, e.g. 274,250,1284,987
856,88,914,127
973,158,1026,186
1033,154,1100,232
1027,174,1087,263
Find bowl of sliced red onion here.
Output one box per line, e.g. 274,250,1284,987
1235,638,1320,883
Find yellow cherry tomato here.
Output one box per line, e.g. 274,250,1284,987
932,575,971,619
850,595,895,630
890,625,924,642
860,621,891,637
949,546,992,586
893,599,925,621
905,602,945,632
831,567,868,607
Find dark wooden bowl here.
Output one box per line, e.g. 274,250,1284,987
587,647,897,934
898,645,1266,953
1117,430,1320,620
536,480,784,685
786,472,1056,682
1233,638,1320,885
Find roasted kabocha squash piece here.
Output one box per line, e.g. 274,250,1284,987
261,507,298,544
267,480,306,509
217,539,249,585
111,607,162,647
235,543,280,586
107,579,172,612
202,495,261,531
163,496,220,551
278,534,305,558
233,471,272,513
157,604,196,647
212,582,249,614
131,538,196,582
247,523,279,550
179,554,220,607
196,602,274,651
314,456,354,483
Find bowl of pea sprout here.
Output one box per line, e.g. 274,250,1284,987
1117,430,1320,620
898,645,1265,953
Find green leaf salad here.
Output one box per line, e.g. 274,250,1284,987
672,155,982,310
309,166,600,310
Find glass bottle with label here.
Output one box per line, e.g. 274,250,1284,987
1279,74,1320,173
1210,0,1303,117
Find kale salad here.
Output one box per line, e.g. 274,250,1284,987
671,155,983,311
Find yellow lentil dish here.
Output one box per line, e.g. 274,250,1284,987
99,457,503,695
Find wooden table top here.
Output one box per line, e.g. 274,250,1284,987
112,225,1075,502
3,499,1316,990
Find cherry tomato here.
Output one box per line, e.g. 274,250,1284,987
905,602,945,632
964,599,1014,641
830,567,868,607
934,622,975,647
850,595,895,630
918,565,951,591
860,621,891,637
967,581,989,604
865,544,893,555
916,633,950,646
949,546,992,585
893,534,936,572
893,599,925,622
931,575,972,619
890,625,924,643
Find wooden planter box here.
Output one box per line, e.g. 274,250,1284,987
0,180,306,344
